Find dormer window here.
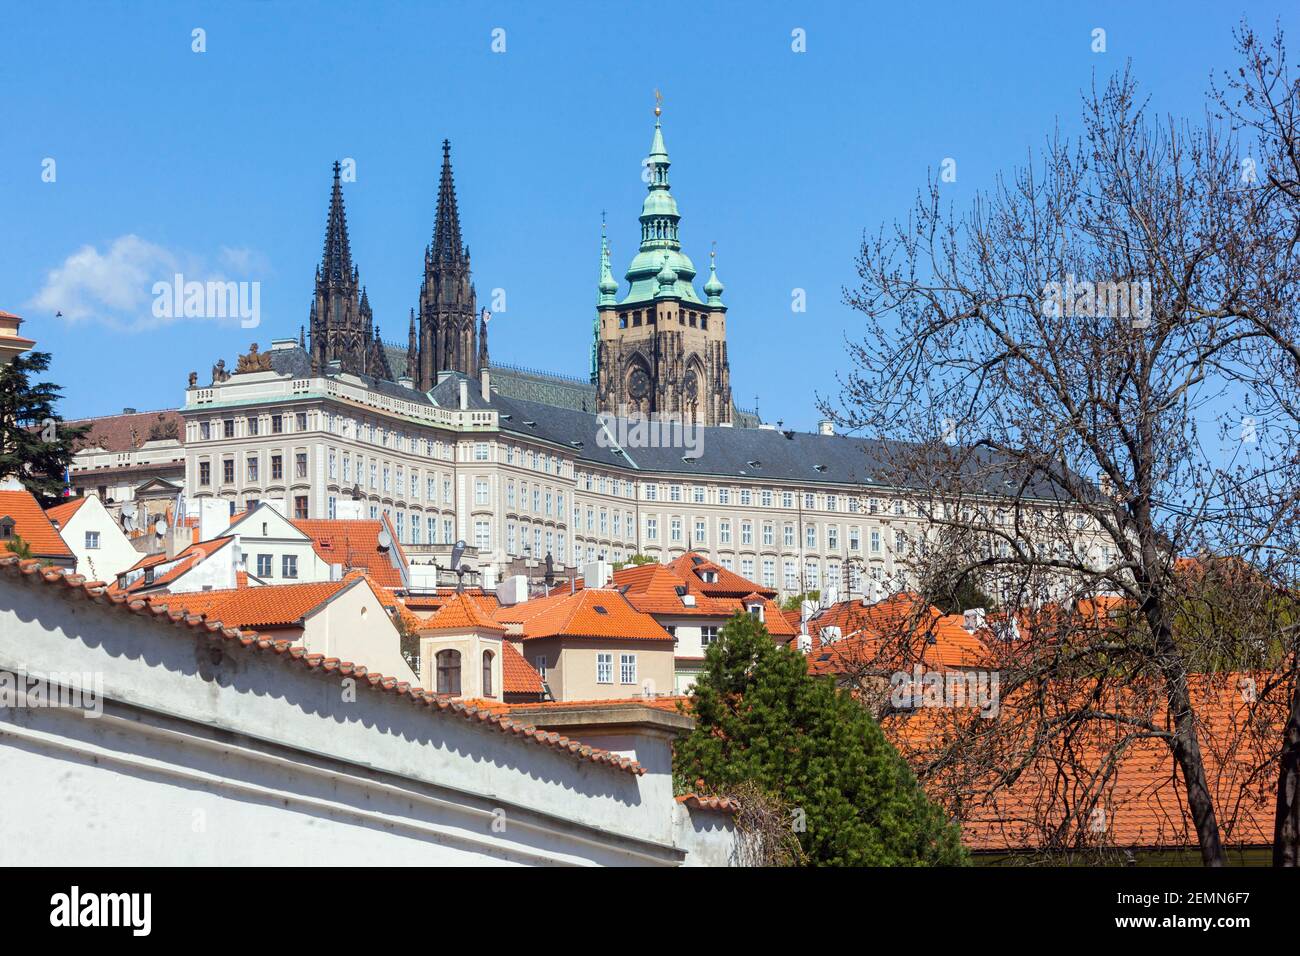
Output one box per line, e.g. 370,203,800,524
701,570,718,584
747,603,764,621
0,517,13,539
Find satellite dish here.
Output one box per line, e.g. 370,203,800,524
450,539,466,569
154,518,168,537
122,512,136,532
122,502,138,518
376,527,392,551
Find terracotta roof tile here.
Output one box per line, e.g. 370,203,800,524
114,536,233,593
291,517,406,589
884,674,1279,852
421,591,505,632
0,555,644,777
501,641,544,695
65,408,183,453
45,496,90,528
510,588,673,642
0,489,75,559
143,579,353,628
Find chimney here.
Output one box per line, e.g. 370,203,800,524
818,420,834,436
480,367,491,402
582,560,612,588
397,376,415,389
496,574,529,606
458,379,468,410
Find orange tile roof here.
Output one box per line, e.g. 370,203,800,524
798,594,988,675
667,551,779,599
0,555,645,776
0,489,75,560
501,641,544,696
420,591,506,632
884,674,1280,853
114,536,232,593
45,496,90,528
508,588,673,642
611,557,796,636
143,579,353,628
291,517,406,589
675,793,740,815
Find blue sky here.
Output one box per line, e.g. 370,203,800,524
2,1,1295,425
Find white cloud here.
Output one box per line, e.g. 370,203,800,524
28,235,269,332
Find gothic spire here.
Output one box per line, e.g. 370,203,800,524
321,160,353,284
431,139,465,267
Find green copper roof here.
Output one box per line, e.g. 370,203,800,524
704,251,725,305
598,224,618,305
617,112,707,307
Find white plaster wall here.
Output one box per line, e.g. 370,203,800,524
61,497,140,582
306,581,419,684
0,575,719,865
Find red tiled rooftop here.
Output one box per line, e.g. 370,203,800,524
291,516,406,589
0,555,645,776
0,489,75,559
45,496,90,528
143,579,354,629
508,588,673,642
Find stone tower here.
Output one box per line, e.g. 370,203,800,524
309,161,393,379
596,106,731,425
412,140,486,390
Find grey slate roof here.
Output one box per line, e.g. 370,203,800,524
267,350,1061,498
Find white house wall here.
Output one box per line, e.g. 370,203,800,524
0,573,735,865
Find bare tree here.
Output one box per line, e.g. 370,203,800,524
825,46,1300,865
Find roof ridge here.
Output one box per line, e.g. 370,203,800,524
0,556,643,776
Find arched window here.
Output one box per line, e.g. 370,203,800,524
436,649,461,696
482,650,495,698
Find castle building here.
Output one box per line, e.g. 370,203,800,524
595,107,732,425
105,108,1101,602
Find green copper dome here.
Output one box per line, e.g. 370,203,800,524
597,226,618,305
618,110,704,306
655,254,679,298
704,253,725,305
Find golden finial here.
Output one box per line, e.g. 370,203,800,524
654,88,663,118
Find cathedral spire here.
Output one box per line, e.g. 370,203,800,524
321,160,353,284
431,139,465,266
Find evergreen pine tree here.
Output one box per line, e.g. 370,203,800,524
0,351,87,504
675,611,968,866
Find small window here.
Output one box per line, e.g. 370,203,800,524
282,554,298,579
620,653,637,685
482,650,494,698
597,652,613,684
437,650,462,696
256,554,272,577
84,531,100,550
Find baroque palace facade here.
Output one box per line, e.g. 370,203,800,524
168,111,1099,598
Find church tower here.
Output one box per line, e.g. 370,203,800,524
309,161,393,379
414,140,485,389
596,103,732,425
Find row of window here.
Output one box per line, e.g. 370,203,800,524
639,515,907,554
